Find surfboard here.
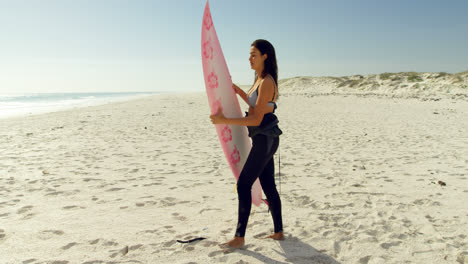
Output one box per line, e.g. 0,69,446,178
201,1,263,206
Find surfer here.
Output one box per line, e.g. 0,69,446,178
210,39,284,249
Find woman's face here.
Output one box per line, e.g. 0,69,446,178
249,46,267,71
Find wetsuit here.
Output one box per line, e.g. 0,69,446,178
235,75,283,237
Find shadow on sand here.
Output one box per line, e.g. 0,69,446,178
237,234,341,264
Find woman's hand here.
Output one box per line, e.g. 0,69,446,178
210,109,226,124
233,83,241,94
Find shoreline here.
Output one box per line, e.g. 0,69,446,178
0,92,170,121
2,88,468,122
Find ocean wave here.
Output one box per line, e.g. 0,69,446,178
0,92,159,118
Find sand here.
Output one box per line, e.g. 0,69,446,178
0,92,467,264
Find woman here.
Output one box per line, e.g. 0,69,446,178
210,39,284,249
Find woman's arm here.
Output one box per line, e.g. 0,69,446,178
234,84,249,105
211,78,275,126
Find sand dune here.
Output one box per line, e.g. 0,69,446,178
274,71,468,100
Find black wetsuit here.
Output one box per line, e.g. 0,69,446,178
235,77,283,237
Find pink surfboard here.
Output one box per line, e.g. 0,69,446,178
201,1,263,206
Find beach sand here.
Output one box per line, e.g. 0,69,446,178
1,92,467,263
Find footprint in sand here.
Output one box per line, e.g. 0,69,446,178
38,230,65,240
208,250,223,257
20,213,36,220
106,188,126,192
49,261,69,264
201,240,219,247
45,191,64,196
82,178,101,183
62,205,85,210
220,228,233,235
61,242,78,250
160,197,176,207
184,246,195,252
171,213,187,221
138,229,158,234
0,229,6,242
425,214,436,223
143,182,162,187
109,245,133,258
359,255,371,264
380,241,402,249
82,261,107,264
103,240,119,246
17,205,33,215
163,225,176,234
413,198,430,205
163,240,176,248
89,239,100,245
199,208,221,214
129,244,144,251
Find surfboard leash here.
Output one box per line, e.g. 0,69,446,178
176,237,206,243
278,144,281,194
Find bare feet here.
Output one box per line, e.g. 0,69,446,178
220,236,245,249
264,231,284,240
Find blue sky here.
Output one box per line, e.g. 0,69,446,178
0,0,467,93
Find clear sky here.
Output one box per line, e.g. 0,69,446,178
0,0,467,93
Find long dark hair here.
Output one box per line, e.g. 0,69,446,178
251,39,278,95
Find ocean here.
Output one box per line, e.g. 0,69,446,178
0,92,159,119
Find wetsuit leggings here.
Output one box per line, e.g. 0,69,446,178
235,134,283,237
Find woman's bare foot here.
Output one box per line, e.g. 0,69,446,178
220,236,245,249
264,231,284,240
